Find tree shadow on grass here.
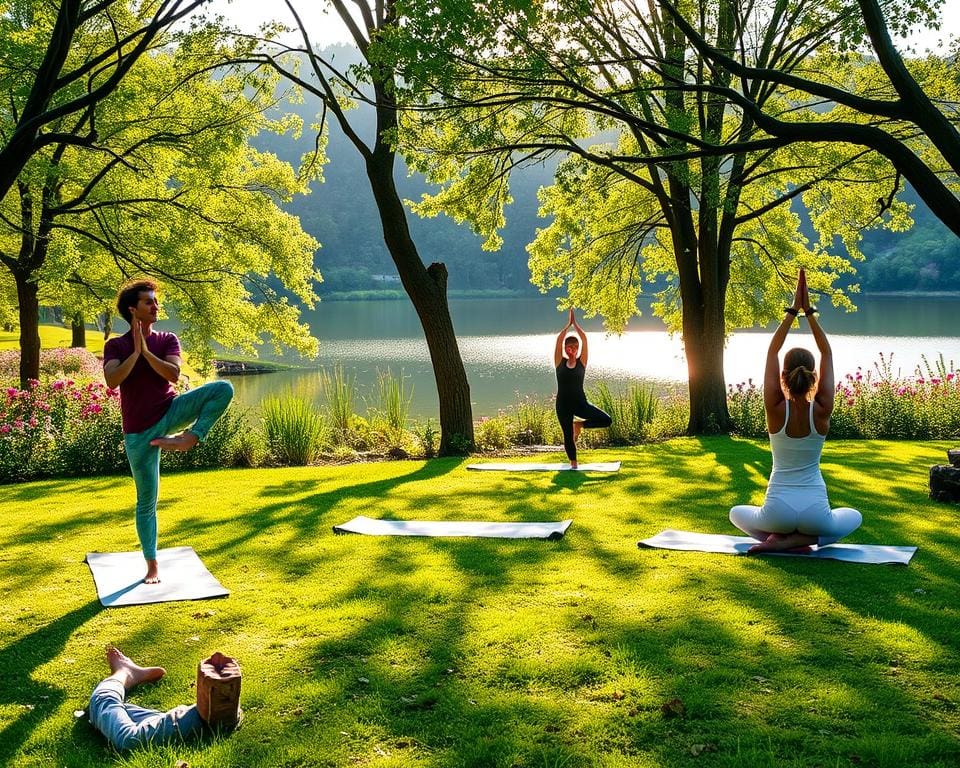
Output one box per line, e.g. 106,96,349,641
0,600,100,765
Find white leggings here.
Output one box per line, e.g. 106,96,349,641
730,488,862,547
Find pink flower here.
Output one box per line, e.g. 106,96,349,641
5,387,16,397
52,380,65,390
0,425,9,434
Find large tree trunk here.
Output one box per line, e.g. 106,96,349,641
683,307,731,434
71,313,86,347
365,148,474,455
15,273,40,388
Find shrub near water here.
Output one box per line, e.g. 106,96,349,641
728,354,960,439
261,393,328,465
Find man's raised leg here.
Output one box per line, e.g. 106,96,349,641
150,381,234,451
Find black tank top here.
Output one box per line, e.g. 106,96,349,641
556,360,586,405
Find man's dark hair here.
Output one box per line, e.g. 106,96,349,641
116,279,159,324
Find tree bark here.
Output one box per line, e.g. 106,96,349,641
15,273,40,388
365,148,475,454
71,313,86,347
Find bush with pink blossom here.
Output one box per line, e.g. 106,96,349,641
728,353,960,439
0,357,248,482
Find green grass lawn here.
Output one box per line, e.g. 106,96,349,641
1,439,958,768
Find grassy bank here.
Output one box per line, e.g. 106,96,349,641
1,439,958,767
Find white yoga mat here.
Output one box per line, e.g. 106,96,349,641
638,529,917,565
466,461,621,473
85,546,230,607
334,515,573,540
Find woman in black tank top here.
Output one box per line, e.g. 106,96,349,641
554,309,612,468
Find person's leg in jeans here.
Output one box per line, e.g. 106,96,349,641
88,648,203,750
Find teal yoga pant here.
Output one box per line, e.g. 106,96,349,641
124,381,233,560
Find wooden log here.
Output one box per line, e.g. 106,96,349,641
196,652,242,729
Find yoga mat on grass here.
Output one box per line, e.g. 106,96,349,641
638,529,917,565
334,515,573,540
466,461,621,473
85,546,229,607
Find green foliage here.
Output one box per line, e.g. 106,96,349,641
322,363,356,443
261,392,329,466
0,5,322,371
368,368,413,445
513,393,559,445
590,381,659,444
474,414,516,450
412,418,439,457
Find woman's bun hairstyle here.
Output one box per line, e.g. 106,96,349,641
783,347,817,398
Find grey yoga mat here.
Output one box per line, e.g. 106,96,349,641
334,515,573,540
85,546,229,607
466,461,621,473
638,529,917,565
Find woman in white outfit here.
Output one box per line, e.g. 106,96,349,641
729,269,862,553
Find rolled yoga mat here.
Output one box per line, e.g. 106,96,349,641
334,515,573,540
638,529,917,565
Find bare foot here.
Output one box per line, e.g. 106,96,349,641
144,559,160,584
106,647,165,690
748,532,816,554
149,431,199,451
570,461,578,470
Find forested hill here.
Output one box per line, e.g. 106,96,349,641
254,46,959,297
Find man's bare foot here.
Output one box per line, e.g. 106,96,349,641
748,532,816,554
106,647,165,689
144,559,160,584
149,431,199,452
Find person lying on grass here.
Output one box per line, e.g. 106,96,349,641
729,269,862,553
88,647,241,751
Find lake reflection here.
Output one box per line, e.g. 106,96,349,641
223,296,960,418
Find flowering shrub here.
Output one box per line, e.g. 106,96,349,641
0,348,104,383
0,374,249,482
0,379,123,482
728,353,960,439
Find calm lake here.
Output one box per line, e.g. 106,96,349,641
223,295,960,418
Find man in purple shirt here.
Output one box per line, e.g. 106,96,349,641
104,279,233,583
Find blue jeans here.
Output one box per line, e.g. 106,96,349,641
124,381,234,559
89,679,204,750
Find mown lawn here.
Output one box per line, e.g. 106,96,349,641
0,439,958,768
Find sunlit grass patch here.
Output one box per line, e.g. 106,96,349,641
1,439,959,767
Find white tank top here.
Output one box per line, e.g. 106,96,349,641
768,400,826,489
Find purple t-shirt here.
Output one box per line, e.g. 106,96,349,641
103,330,181,433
